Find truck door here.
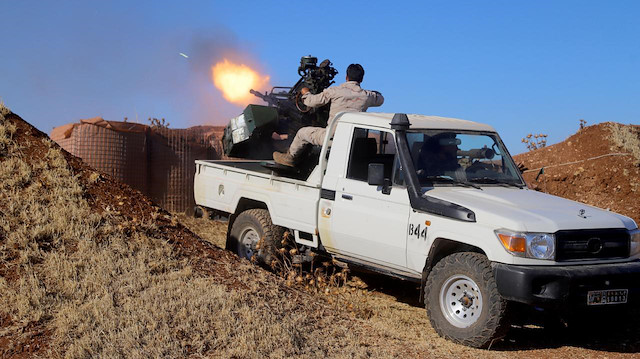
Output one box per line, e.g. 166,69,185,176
327,128,410,269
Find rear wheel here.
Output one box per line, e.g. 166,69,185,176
425,252,510,348
227,209,284,265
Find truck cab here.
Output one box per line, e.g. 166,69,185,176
194,112,640,348
317,113,527,277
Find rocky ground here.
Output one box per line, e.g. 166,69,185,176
1,105,639,358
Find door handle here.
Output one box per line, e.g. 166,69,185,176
341,194,353,200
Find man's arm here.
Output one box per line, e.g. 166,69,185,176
365,90,384,108
302,87,333,108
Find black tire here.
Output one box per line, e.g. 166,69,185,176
425,252,510,348
194,206,204,218
227,209,285,265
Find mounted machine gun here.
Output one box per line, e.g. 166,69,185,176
222,56,338,159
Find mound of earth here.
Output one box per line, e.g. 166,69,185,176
514,122,640,225
0,107,430,358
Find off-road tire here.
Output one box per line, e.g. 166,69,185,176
425,252,510,348
227,209,285,265
193,206,204,218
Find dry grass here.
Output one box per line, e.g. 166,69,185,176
174,213,228,248
0,101,9,117
0,103,16,155
608,122,640,165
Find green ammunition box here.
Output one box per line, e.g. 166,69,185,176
222,105,279,156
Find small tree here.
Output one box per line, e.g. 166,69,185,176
579,119,587,130
148,117,170,129
521,133,548,151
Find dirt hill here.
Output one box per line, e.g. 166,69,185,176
514,122,640,225
1,105,638,358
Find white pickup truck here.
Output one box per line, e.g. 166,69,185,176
194,112,640,348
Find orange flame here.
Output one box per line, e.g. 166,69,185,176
211,59,270,106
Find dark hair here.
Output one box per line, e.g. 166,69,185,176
346,64,365,83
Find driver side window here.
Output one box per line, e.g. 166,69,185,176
346,128,397,182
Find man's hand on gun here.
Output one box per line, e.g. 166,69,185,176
272,132,288,141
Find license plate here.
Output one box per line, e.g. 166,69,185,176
587,289,628,305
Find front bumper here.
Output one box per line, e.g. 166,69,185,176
493,260,640,308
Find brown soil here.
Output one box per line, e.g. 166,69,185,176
514,122,640,225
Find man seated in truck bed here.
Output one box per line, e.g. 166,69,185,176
272,63,384,167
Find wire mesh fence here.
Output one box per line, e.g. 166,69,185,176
149,126,221,213
52,119,223,213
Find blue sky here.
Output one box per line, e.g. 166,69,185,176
1,1,638,154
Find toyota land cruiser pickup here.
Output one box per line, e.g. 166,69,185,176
193,112,640,348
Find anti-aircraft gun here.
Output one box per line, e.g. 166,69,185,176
222,56,338,159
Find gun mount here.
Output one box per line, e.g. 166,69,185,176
222,56,338,159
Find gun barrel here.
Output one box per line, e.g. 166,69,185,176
249,89,263,98
249,89,275,106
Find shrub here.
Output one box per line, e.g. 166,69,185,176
521,133,548,151
608,123,640,165
579,119,587,130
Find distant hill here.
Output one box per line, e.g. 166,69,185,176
514,122,640,225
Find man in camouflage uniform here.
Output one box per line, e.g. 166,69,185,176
272,63,384,167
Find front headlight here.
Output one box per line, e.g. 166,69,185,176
495,229,556,260
630,228,640,257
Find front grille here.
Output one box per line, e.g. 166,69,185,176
555,228,630,261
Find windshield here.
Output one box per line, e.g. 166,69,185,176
405,130,523,187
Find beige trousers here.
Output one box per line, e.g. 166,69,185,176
289,127,327,158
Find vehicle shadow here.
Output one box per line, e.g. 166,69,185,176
351,270,640,353
350,269,422,307
494,307,640,353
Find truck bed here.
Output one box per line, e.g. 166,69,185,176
194,160,321,235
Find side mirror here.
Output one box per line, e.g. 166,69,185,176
368,163,392,195
367,163,385,186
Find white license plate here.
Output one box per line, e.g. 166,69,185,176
587,289,628,305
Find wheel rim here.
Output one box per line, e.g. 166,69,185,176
238,227,260,260
439,274,483,328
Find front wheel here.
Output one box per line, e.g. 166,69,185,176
425,252,510,348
